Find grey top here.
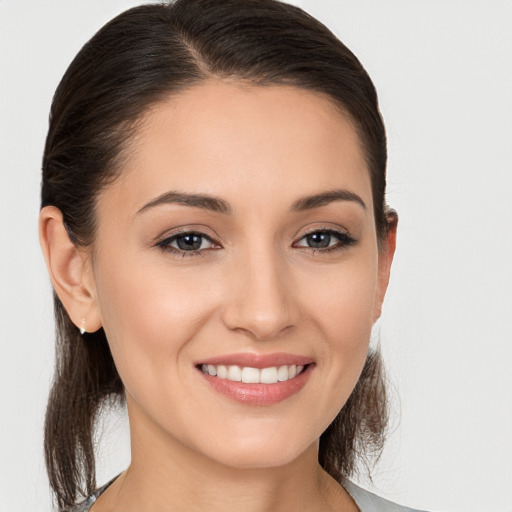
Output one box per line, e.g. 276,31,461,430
342,479,428,512
72,476,427,512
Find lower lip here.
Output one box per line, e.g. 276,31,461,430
197,364,314,405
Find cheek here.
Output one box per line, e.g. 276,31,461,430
306,255,378,348
299,253,378,409
93,252,220,396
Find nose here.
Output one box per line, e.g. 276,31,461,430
220,246,299,341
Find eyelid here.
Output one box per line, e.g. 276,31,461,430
297,224,351,238
293,224,353,243
154,225,221,245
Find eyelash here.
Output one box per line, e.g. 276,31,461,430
156,228,356,258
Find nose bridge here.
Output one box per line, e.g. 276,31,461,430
222,240,297,340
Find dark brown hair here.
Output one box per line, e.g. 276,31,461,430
41,0,392,509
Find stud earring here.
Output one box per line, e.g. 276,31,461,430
79,318,86,335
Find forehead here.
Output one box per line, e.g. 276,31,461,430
102,81,373,216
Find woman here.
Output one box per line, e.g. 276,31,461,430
38,0,424,510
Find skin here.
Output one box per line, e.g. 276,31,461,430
39,82,396,512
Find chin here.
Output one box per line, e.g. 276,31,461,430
190,427,317,470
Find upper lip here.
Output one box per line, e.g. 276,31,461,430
196,352,314,369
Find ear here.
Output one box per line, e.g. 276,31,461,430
373,210,398,323
38,206,102,334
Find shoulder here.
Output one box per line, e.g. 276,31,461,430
69,476,119,512
69,494,96,512
342,479,429,512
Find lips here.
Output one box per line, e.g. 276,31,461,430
197,352,313,368
196,353,315,405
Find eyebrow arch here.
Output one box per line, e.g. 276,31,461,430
137,191,232,215
136,188,366,216
291,189,366,212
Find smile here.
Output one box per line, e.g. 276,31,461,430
200,364,306,384
196,354,314,405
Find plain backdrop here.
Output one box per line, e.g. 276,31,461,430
1,1,511,511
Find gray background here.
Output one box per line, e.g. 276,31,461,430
1,1,511,510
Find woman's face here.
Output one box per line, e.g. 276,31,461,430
86,82,393,469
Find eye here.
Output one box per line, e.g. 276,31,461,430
294,228,356,253
156,231,219,257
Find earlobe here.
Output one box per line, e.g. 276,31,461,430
38,206,102,333
373,210,398,322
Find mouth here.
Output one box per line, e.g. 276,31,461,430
195,354,315,405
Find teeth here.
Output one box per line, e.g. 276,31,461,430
277,365,289,381
227,365,242,381
242,367,260,383
260,367,278,384
201,364,306,383
216,365,227,379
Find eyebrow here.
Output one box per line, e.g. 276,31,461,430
137,191,232,215
136,188,366,216
291,189,366,212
